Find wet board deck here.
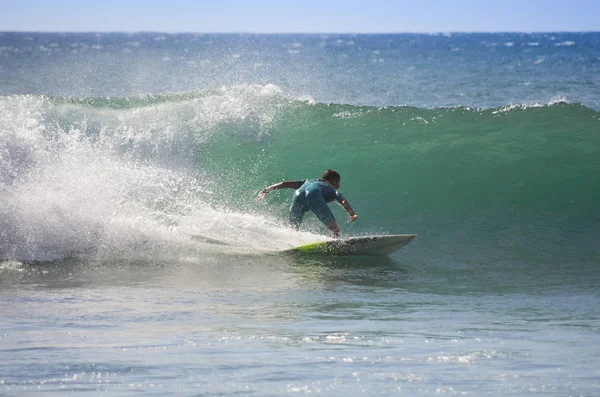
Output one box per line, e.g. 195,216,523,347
282,234,417,256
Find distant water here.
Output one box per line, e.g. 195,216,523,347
1,32,599,396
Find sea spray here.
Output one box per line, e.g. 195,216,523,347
0,87,317,262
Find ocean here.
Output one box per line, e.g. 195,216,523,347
1,32,599,396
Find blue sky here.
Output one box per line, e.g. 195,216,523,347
1,0,599,33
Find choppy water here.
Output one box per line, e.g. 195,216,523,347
1,32,599,396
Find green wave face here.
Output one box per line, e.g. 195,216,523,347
198,99,600,264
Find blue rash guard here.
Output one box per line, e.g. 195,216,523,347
288,179,344,227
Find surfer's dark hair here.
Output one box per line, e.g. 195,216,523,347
322,169,340,183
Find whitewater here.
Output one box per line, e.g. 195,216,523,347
1,32,599,396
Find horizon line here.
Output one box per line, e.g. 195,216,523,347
2,30,599,35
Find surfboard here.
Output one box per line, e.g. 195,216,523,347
282,234,417,256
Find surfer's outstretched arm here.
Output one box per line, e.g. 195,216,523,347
256,181,303,200
339,198,358,222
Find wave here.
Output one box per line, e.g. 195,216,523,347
1,85,599,264
0,86,319,262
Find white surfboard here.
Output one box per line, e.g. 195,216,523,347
282,234,417,256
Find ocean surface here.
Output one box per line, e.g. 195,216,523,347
1,32,599,396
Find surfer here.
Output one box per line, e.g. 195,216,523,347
256,169,358,237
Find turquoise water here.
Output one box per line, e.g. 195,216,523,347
1,33,600,396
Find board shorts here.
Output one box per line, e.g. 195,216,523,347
287,180,343,228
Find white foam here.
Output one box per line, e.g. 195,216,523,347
491,97,569,114
0,87,322,262
554,41,575,47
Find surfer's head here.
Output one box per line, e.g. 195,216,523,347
322,169,341,189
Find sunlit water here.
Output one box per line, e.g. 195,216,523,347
2,253,599,396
